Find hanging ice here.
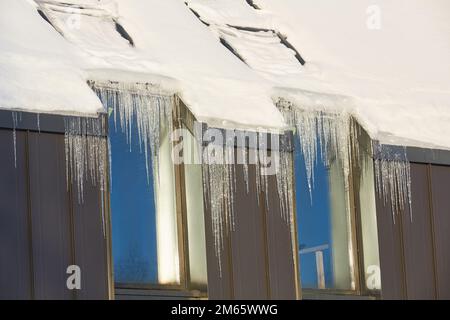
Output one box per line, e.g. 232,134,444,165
277,97,412,220
89,80,174,187
278,99,354,199
200,131,236,276
64,116,108,204
198,125,296,276
374,146,412,222
276,150,295,224
64,80,175,237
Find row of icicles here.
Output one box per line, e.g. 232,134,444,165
277,98,412,221
10,110,109,237
9,84,413,274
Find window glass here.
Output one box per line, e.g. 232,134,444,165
295,138,354,290
110,114,179,286
359,158,382,291
182,127,208,288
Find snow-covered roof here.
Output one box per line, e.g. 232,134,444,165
1,0,450,150
0,0,102,115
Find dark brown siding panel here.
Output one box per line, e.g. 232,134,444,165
72,177,109,300
0,112,110,300
375,191,406,299
401,163,435,299
203,160,297,300
230,164,269,300
430,165,450,299
203,194,233,300
0,130,32,299
264,173,297,300
28,132,73,300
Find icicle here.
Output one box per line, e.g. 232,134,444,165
64,116,108,203
89,80,174,190
36,113,41,133
198,123,298,275
107,137,113,193
278,99,353,201
242,147,250,193
374,146,412,222
11,111,18,168
100,186,106,238
255,150,261,206
275,151,294,222
200,129,237,277
257,132,271,211
277,98,412,221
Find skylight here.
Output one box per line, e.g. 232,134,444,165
35,1,135,52
217,25,305,75
185,0,305,76
245,0,261,10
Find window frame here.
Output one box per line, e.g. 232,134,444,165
111,96,208,295
291,117,381,299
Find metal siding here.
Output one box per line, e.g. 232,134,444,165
375,188,406,299
264,172,297,299
0,113,110,300
230,164,269,299
72,171,110,300
376,162,450,300
0,130,32,299
401,163,436,299
430,165,450,299
28,132,74,300
203,160,297,299
203,190,234,300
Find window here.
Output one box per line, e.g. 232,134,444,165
110,113,180,286
36,2,136,54
109,100,207,290
292,118,382,296
181,124,208,289
294,137,355,291
358,145,382,291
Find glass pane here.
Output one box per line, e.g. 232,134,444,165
359,158,381,290
295,138,353,290
182,127,208,288
110,115,179,285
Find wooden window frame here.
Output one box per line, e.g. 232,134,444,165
113,96,208,297
291,117,381,299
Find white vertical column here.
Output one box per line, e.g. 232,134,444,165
156,126,180,284
315,251,326,289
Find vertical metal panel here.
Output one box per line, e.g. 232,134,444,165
203,192,234,300
28,132,74,300
230,164,269,299
376,162,450,300
401,163,436,299
71,168,110,300
375,186,406,299
263,172,297,299
203,160,297,299
0,112,111,300
0,130,32,299
430,165,450,299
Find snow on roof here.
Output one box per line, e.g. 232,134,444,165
0,0,102,115
187,0,450,150
1,0,450,150
256,0,450,149
113,0,285,130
